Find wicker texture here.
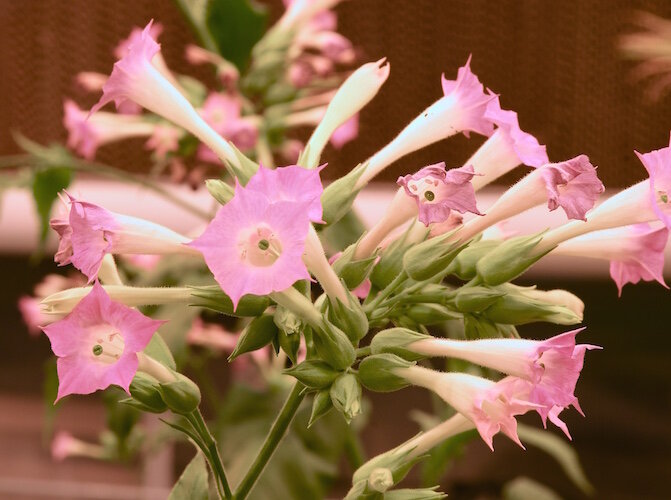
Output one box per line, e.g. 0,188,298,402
2,0,671,186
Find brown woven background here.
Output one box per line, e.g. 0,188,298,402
2,0,671,187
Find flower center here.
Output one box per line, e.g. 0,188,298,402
239,225,282,267
658,190,669,204
408,177,441,204
89,325,125,365
424,190,435,201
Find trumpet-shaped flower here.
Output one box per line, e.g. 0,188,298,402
50,194,196,281
398,163,481,225
64,100,156,160
244,164,325,223
189,184,312,308
638,137,671,227
91,21,238,167
359,57,495,187
468,94,548,190
41,282,164,401
555,223,669,295
398,366,539,449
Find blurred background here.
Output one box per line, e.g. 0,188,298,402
1,0,671,499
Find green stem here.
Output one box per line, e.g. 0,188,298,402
188,410,233,500
364,272,407,314
233,382,306,500
172,0,220,54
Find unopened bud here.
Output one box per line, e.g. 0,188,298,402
206,179,234,205
476,232,550,285
402,232,463,281
330,373,363,423
358,354,415,392
158,373,201,414
370,328,431,361
445,239,499,280
369,468,394,493
128,372,168,413
321,162,367,226
450,286,504,313
284,360,341,389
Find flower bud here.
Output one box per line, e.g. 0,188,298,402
445,239,499,280
321,162,367,226
327,293,369,343
128,372,168,413
229,314,279,361
284,360,341,389
402,232,464,281
189,285,271,317
384,487,447,500
483,293,582,325
158,373,201,414
309,389,334,427
303,59,390,168
370,328,431,361
205,179,234,205
476,233,550,285
404,303,460,325
330,373,363,423
450,286,504,313
368,468,394,493
369,228,415,289
274,306,303,336
313,320,357,370
358,354,415,392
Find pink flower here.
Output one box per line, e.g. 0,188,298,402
50,194,196,281
359,56,494,186
114,23,164,60
484,94,548,168
244,164,325,223
51,431,78,461
189,184,312,308
466,94,548,190
18,296,48,336
637,135,671,228
439,56,496,138
555,223,669,295
398,163,481,225
330,113,359,149
197,93,258,159
540,155,605,221
41,282,165,401
91,21,239,167
144,125,181,159
63,100,155,159
399,366,538,450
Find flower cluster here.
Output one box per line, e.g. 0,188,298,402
13,6,671,500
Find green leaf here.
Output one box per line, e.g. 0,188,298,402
168,452,210,500
32,167,72,244
144,333,177,370
206,0,269,70
517,424,594,495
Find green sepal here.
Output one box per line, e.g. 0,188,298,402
189,285,270,317
277,327,301,364
329,372,363,424
331,241,378,290
321,162,367,226
225,143,260,184
229,314,278,361
463,314,508,339
404,303,460,325
475,232,552,286
158,373,202,415
358,354,415,392
284,360,341,389
205,178,234,205
128,372,168,414
370,226,416,289
308,389,334,427
384,486,447,500
370,328,431,361
402,231,464,281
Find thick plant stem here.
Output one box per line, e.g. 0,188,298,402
189,410,233,500
233,382,306,500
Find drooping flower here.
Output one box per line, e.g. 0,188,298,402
51,431,105,462
397,365,539,450
63,100,156,160
18,274,85,335
50,193,197,281
91,21,239,168
468,93,548,190
458,155,603,242
398,163,481,226
244,164,325,223
554,223,669,295
189,184,312,307
536,137,671,252
41,282,165,401
359,56,495,187
540,155,605,221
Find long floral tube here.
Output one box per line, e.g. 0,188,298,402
40,285,192,315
